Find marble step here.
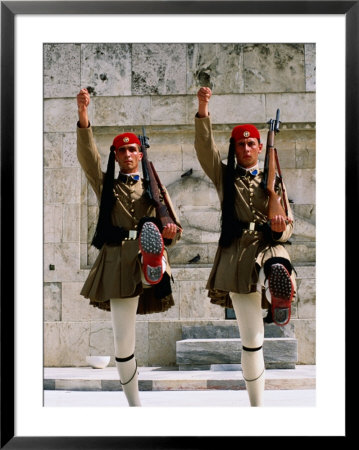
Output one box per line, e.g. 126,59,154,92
169,240,315,265
44,365,316,391
181,322,295,339
176,337,297,370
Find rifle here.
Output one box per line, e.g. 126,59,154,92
263,109,291,223
138,127,181,232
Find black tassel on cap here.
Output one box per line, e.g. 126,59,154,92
219,137,237,248
91,145,126,249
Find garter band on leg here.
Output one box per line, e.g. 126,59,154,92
241,345,265,383
115,354,138,386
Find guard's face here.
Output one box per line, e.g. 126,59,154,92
115,144,143,173
235,138,263,168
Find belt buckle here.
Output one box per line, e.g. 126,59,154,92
128,230,137,240
249,222,255,231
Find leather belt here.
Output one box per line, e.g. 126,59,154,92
235,220,267,237
243,222,265,232
123,230,138,240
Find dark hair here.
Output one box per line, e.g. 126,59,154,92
218,137,237,247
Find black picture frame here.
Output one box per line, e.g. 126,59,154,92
1,1,352,447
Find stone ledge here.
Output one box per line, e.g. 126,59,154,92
181,322,295,339
44,365,315,391
176,338,298,369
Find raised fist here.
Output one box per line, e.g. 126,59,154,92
197,87,212,104
77,88,90,112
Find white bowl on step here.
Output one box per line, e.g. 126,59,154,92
86,355,110,369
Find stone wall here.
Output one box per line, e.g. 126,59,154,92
43,43,316,367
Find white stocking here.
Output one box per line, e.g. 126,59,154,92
230,292,265,407
110,296,141,407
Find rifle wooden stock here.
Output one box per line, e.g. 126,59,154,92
266,145,287,220
264,110,291,223
139,131,180,231
150,161,181,228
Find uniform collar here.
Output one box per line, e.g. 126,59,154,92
118,172,141,184
235,164,259,177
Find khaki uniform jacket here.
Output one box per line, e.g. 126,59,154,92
77,125,181,313
194,116,296,308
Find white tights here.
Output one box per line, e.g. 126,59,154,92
110,296,141,407
109,256,166,407
110,291,265,407
230,291,265,407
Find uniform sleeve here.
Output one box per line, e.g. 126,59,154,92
194,115,223,191
76,123,104,200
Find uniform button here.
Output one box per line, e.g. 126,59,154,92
130,208,135,213
134,224,138,229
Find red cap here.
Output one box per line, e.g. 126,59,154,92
231,124,261,142
112,133,141,150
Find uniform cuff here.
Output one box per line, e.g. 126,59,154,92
272,231,283,240
77,120,91,128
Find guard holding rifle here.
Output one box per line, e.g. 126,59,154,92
194,87,296,407
76,88,181,407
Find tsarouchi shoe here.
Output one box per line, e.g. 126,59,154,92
268,263,294,326
139,221,164,284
